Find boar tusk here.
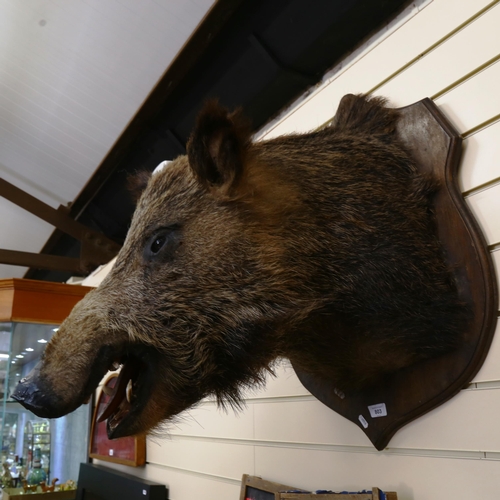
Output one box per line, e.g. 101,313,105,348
126,379,133,403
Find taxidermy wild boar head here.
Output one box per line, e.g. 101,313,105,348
13,95,466,439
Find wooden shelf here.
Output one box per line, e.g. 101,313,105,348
0,278,92,324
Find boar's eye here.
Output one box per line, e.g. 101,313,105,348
151,235,167,254
144,226,181,262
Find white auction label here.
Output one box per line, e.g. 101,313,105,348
358,415,369,428
368,403,387,418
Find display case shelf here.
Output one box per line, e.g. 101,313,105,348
0,279,93,489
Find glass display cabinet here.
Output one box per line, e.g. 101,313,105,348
0,278,93,489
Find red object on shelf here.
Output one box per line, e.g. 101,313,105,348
89,374,146,467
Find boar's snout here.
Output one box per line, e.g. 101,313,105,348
12,362,69,418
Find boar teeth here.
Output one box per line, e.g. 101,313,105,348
102,386,113,396
126,379,133,403
111,361,121,371
98,360,142,424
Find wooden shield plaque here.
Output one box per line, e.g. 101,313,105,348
292,98,498,450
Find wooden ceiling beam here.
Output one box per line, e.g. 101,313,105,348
0,249,82,274
0,177,120,272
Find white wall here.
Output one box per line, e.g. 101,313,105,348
92,1,500,498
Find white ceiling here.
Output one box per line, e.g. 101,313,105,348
0,0,216,279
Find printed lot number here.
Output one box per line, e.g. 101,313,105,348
368,403,387,418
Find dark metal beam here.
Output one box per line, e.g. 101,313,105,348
0,249,82,273
0,177,121,272
0,178,119,249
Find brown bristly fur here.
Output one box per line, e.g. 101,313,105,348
21,94,469,437
126,170,152,203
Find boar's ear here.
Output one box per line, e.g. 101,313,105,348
187,100,251,197
127,170,151,204
332,93,398,136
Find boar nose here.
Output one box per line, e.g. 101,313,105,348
11,362,62,418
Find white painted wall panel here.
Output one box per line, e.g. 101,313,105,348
254,399,370,448
461,120,500,192
374,2,500,107
436,59,500,133
386,387,500,452
244,361,311,399
489,248,499,309
466,183,500,245
473,320,500,383
147,437,254,480
253,386,500,453
493,249,500,289
167,401,254,439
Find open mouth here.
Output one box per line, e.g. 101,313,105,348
95,352,150,438
11,341,153,438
